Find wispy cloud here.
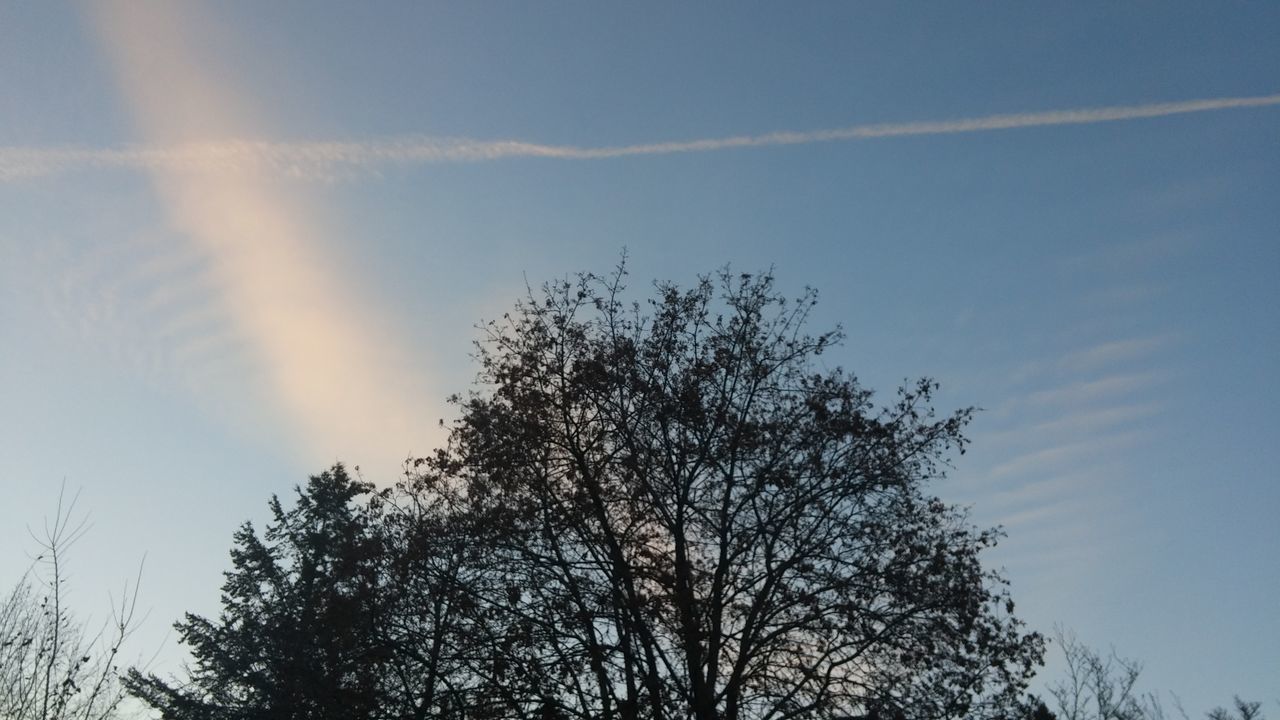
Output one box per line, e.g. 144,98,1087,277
986,430,1145,482
1058,334,1177,373
981,402,1162,448
985,464,1122,511
87,0,440,477
956,321,1178,586
1022,370,1169,409
1060,232,1198,273
3,93,1278,181
1006,333,1177,385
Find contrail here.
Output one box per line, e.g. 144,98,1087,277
3,92,1278,181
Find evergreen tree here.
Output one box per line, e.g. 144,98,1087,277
126,466,391,720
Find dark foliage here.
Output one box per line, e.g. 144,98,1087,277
403,268,1044,720
1032,700,1059,720
125,467,394,719
128,267,1047,720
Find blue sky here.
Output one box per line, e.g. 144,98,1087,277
2,2,1277,712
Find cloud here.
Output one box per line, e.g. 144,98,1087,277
981,402,1163,448
1006,332,1175,386
1058,334,1177,373
3,92,1278,181
986,464,1119,510
86,0,440,477
1061,232,1198,273
1022,370,1168,409
985,431,1145,482
1078,283,1165,310
957,323,1178,577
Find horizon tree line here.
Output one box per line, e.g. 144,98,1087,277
2,267,1267,720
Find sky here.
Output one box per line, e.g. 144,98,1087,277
1,1,1277,713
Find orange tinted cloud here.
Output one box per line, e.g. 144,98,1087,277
88,0,439,477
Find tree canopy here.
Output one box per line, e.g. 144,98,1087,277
126,467,393,719
129,267,1047,720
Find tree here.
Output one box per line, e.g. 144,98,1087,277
0,486,142,720
1044,630,1265,720
377,469,501,719
1031,700,1060,720
125,465,401,719
1206,699,1264,720
408,267,1045,720
1047,629,1152,720
1044,630,1264,720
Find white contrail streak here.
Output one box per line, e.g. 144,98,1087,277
3,92,1278,181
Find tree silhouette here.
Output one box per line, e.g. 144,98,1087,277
404,266,1044,720
126,466,395,719
1045,630,1265,720
1207,699,1264,720
0,486,142,720
1048,629,1151,720
1032,700,1060,720
125,266,1049,720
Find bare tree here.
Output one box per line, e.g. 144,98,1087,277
409,267,1045,720
1047,629,1153,720
0,486,143,720
1045,630,1264,720
1207,699,1264,720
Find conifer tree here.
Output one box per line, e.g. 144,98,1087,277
126,466,390,720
